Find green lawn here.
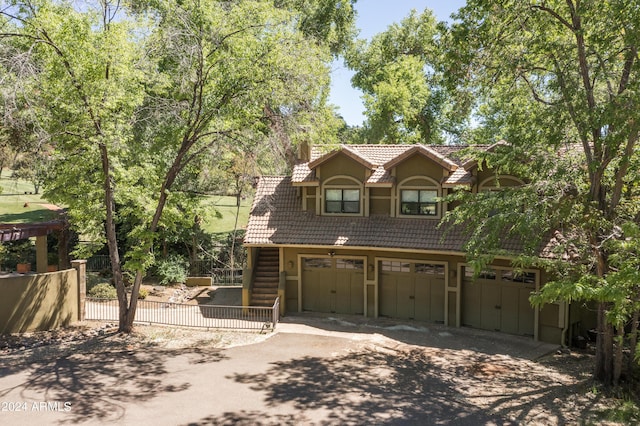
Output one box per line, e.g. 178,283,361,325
199,195,252,234
1,169,252,231
0,170,60,223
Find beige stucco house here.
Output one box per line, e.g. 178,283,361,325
243,143,588,345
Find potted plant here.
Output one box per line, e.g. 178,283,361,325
47,253,59,272
7,240,35,274
16,261,31,274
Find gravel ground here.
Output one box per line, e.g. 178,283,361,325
0,321,637,425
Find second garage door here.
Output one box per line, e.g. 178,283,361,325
379,261,445,323
301,257,364,315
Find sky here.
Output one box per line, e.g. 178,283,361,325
329,1,467,126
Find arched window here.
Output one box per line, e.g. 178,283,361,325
398,177,441,218
323,176,363,215
479,175,524,192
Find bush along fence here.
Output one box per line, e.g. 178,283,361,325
85,297,279,332
86,255,244,286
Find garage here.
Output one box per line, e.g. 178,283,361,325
379,261,445,322
462,267,536,337
301,257,364,315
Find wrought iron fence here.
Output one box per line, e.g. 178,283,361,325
87,255,111,272
85,297,279,331
87,256,243,286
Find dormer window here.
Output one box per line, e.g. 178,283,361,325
397,177,441,218
325,189,360,213
401,189,438,216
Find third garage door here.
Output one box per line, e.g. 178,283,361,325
379,261,445,322
462,267,536,337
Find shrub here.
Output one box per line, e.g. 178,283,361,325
154,255,188,285
137,288,149,299
88,283,117,299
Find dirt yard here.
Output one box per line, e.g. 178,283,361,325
139,284,242,306
1,318,638,424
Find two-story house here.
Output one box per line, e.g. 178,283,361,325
243,143,589,345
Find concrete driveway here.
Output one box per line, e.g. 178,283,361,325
0,315,565,425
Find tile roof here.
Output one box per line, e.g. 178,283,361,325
367,167,394,185
244,176,529,254
309,144,493,169
291,163,316,184
443,168,474,187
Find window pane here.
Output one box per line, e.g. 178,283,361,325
415,263,444,275
402,190,419,202
343,201,360,213
401,203,417,214
304,258,332,269
326,201,342,213
420,190,437,202
336,259,364,270
326,189,342,201
420,203,437,216
343,189,360,201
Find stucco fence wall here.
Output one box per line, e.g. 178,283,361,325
0,260,86,334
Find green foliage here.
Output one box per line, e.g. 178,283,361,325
88,283,117,299
274,0,357,56
346,9,464,144
0,0,352,332
445,0,640,383
599,396,640,424
153,255,188,285
137,288,149,300
0,239,35,268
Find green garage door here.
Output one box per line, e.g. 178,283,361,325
379,261,445,323
462,267,535,337
301,257,364,315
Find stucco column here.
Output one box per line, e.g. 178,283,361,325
35,235,48,273
72,260,87,321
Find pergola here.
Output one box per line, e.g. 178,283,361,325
0,220,69,273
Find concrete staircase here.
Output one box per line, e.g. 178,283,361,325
250,247,280,307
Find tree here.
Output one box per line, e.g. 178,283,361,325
445,0,640,385
346,9,464,144
1,0,340,332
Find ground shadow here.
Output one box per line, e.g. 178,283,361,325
0,333,228,423
280,312,558,360
193,331,599,425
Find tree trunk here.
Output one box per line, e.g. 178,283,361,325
613,323,624,385
628,309,639,375
98,143,128,333
595,302,615,385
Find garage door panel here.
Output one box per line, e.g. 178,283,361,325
380,276,398,317
334,271,351,314
500,286,520,334
518,287,535,336
480,283,501,331
396,280,415,319
413,279,430,321
350,272,365,315
429,278,445,322
462,281,482,327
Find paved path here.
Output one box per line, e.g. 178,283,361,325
0,316,560,425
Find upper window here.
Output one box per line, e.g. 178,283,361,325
325,189,360,214
400,189,438,216
479,176,524,192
